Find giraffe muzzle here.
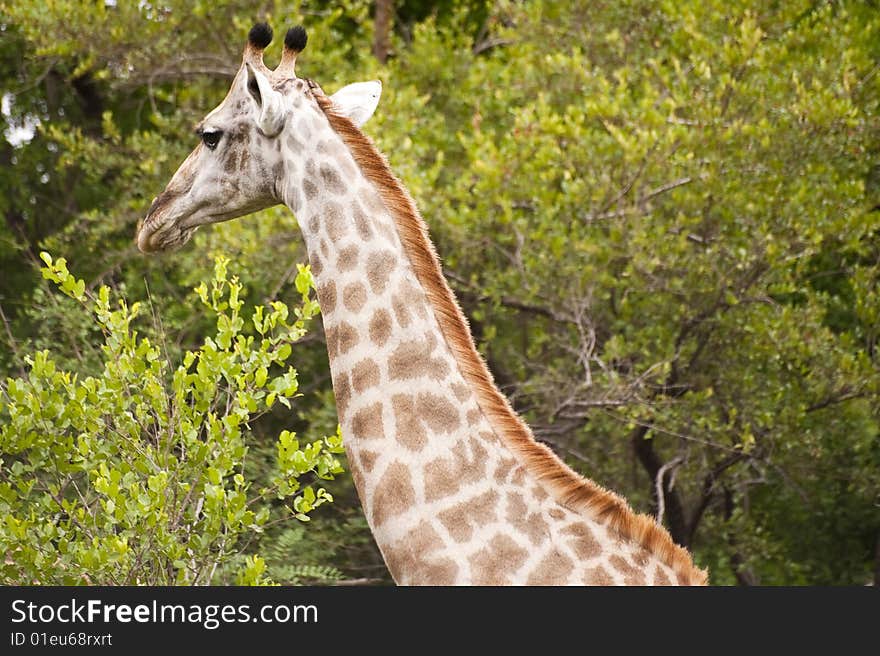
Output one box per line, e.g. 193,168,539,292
137,189,205,253
137,209,197,253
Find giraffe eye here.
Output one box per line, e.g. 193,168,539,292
201,130,222,150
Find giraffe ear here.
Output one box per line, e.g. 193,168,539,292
329,80,382,127
245,63,286,136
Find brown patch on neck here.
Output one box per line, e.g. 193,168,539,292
313,91,708,586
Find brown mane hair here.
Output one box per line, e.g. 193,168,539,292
312,87,708,586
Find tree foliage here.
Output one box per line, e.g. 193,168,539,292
1,0,878,585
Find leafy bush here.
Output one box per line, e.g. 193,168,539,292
0,254,343,585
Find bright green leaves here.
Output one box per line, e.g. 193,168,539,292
271,427,345,518
0,254,340,585
39,252,85,302
235,554,271,586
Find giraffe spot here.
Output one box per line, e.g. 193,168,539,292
377,222,398,246
317,140,356,176
438,490,498,543
353,201,374,241
425,330,439,350
324,201,348,242
360,186,385,213
382,521,458,585
493,457,517,484
325,326,337,358
298,118,312,139
370,462,416,527
467,437,489,470
388,339,449,381
350,358,380,392
369,308,392,346
468,535,529,585
653,568,672,586
320,239,329,258
423,438,487,502
326,321,358,359
560,522,601,560
272,161,284,183
548,508,565,521
303,178,318,200
338,155,357,179
238,146,250,171
350,402,384,440
423,455,459,502
310,253,323,276
399,280,428,319
333,371,351,416
526,550,574,585
337,245,359,272
391,293,412,328
531,484,549,502
320,164,347,195
286,134,304,153
506,492,549,547
223,149,238,173
342,282,368,314
308,214,320,234
348,456,365,502
391,394,427,451
366,250,397,294
511,467,526,486
609,555,646,585
451,383,472,403
317,281,336,314
584,565,615,586
360,450,379,473
466,409,482,426
478,430,498,445
417,392,461,434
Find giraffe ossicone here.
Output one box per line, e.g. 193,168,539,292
137,22,708,586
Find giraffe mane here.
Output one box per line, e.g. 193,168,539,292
312,90,709,586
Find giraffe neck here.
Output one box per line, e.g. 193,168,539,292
279,113,517,580
276,100,705,586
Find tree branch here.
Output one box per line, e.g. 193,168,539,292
655,456,685,525
686,452,747,545
631,425,690,546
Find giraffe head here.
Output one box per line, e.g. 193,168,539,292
136,23,381,253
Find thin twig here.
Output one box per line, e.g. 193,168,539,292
655,456,685,524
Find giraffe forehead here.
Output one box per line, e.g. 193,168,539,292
198,97,249,132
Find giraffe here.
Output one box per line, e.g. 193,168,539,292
137,23,708,586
